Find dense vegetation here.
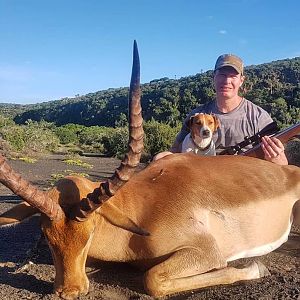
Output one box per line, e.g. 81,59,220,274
12,57,300,128
0,57,299,159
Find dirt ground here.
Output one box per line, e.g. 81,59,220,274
0,154,299,300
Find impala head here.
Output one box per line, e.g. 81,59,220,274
0,41,146,299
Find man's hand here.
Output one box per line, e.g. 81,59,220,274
261,136,288,165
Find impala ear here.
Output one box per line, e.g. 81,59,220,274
98,203,150,236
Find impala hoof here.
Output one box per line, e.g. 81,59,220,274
255,260,271,278
55,286,89,300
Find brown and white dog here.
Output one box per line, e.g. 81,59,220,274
181,113,220,156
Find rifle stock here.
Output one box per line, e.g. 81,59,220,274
242,122,300,159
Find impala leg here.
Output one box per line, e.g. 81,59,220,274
0,202,38,225
144,243,270,297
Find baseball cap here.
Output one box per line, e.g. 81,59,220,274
214,54,244,75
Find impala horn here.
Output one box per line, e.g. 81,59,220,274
72,40,144,221
0,155,64,221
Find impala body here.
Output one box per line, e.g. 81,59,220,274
0,42,299,299
51,154,300,270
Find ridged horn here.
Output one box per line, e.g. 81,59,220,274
0,154,64,221
73,40,143,221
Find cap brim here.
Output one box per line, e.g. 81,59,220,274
215,63,242,74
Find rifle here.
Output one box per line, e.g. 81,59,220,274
219,121,279,155
242,121,300,159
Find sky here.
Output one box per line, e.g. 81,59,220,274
0,0,300,105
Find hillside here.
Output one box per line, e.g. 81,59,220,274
9,57,300,128
0,103,30,118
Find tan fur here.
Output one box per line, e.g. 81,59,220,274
0,201,38,225
1,154,300,299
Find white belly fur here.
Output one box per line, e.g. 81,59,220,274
227,221,292,262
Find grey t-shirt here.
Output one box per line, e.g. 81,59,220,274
172,98,273,153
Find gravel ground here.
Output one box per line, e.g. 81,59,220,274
0,154,299,300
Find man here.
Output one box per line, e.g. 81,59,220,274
154,54,288,165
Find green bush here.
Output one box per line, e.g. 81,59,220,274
55,127,78,144
0,125,25,151
23,120,60,153
0,120,59,153
102,127,129,158
78,126,113,153
144,119,180,157
55,123,85,145
0,115,15,128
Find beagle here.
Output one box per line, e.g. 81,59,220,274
181,113,220,156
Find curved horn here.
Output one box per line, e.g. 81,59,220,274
0,155,64,221
73,40,144,221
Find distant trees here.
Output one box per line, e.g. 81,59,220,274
12,57,300,131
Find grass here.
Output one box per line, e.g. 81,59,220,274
63,158,93,169
18,157,37,163
49,170,90,185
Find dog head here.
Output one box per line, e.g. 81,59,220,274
189,113,220,149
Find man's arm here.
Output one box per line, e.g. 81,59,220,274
244,122,300,165
169,139,181,153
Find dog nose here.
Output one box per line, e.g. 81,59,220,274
202,129,211,137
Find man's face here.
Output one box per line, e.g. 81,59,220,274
214,67,244,100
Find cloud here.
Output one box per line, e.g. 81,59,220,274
219,30,227,35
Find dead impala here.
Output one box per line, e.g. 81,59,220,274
0,41,300,300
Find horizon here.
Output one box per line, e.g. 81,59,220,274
1,0,300,105
1,55,299,107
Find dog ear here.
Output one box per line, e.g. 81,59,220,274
212,114,220,131
188,113,200,129
188,115,195,129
